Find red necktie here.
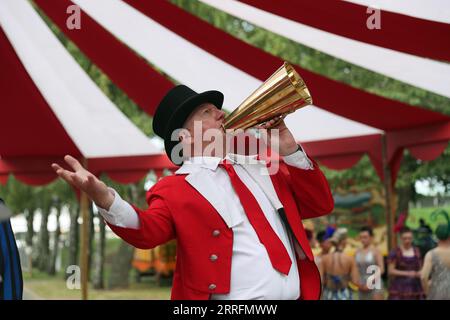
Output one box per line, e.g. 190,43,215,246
219,160,292,275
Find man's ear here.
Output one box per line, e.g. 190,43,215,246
178,128,192,145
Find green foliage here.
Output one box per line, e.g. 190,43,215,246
100,174,148,208
0,177,74,216
0,177,36,214
323,144,450,195
407,206,450,231
322,155,381,190
397,146,450,192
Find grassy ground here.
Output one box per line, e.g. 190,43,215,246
407,206,450,230
23,270,171,300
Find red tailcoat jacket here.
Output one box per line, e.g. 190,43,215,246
106,158,334,300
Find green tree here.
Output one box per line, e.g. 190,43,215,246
105,177,147,289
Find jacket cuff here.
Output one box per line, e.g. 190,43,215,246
283,144,314,170
96,188,140,229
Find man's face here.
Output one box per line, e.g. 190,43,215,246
179,103,227,157
185,103,225,131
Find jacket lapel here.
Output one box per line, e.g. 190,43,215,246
184,169,244,228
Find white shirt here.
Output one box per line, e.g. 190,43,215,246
97,148,313,300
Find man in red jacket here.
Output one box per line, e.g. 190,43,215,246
52,85,334,300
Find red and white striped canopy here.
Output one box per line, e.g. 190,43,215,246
1,0,449,185
0,0,174,186
202,0,450,98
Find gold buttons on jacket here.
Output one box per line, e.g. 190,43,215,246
208,284,217,291
210,254,218,262
212,230,220,237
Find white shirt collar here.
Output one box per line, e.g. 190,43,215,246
225,153,259,165
175,153,265,174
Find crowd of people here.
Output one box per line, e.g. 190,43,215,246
311,212,450,300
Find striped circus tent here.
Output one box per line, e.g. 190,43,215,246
202,0,450,98
233,0,450,61
33,0,450,184
0,0,175,186
343,0,450,24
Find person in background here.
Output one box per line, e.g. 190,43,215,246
418,218,432,234
0,198,23,300
315,230,333,273
387,227,425,300
414,218,436,258
305,228,315,249
421,210,450,300
320,228,359,300
315,229,334,293
355,226,385,300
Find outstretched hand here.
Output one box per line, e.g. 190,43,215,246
51,155,114,210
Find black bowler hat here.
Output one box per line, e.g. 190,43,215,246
153,85,224,165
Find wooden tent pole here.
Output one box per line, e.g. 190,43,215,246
80,158,90,300
381,135,396,252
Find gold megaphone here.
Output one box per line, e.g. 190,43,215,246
223,62,312,131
